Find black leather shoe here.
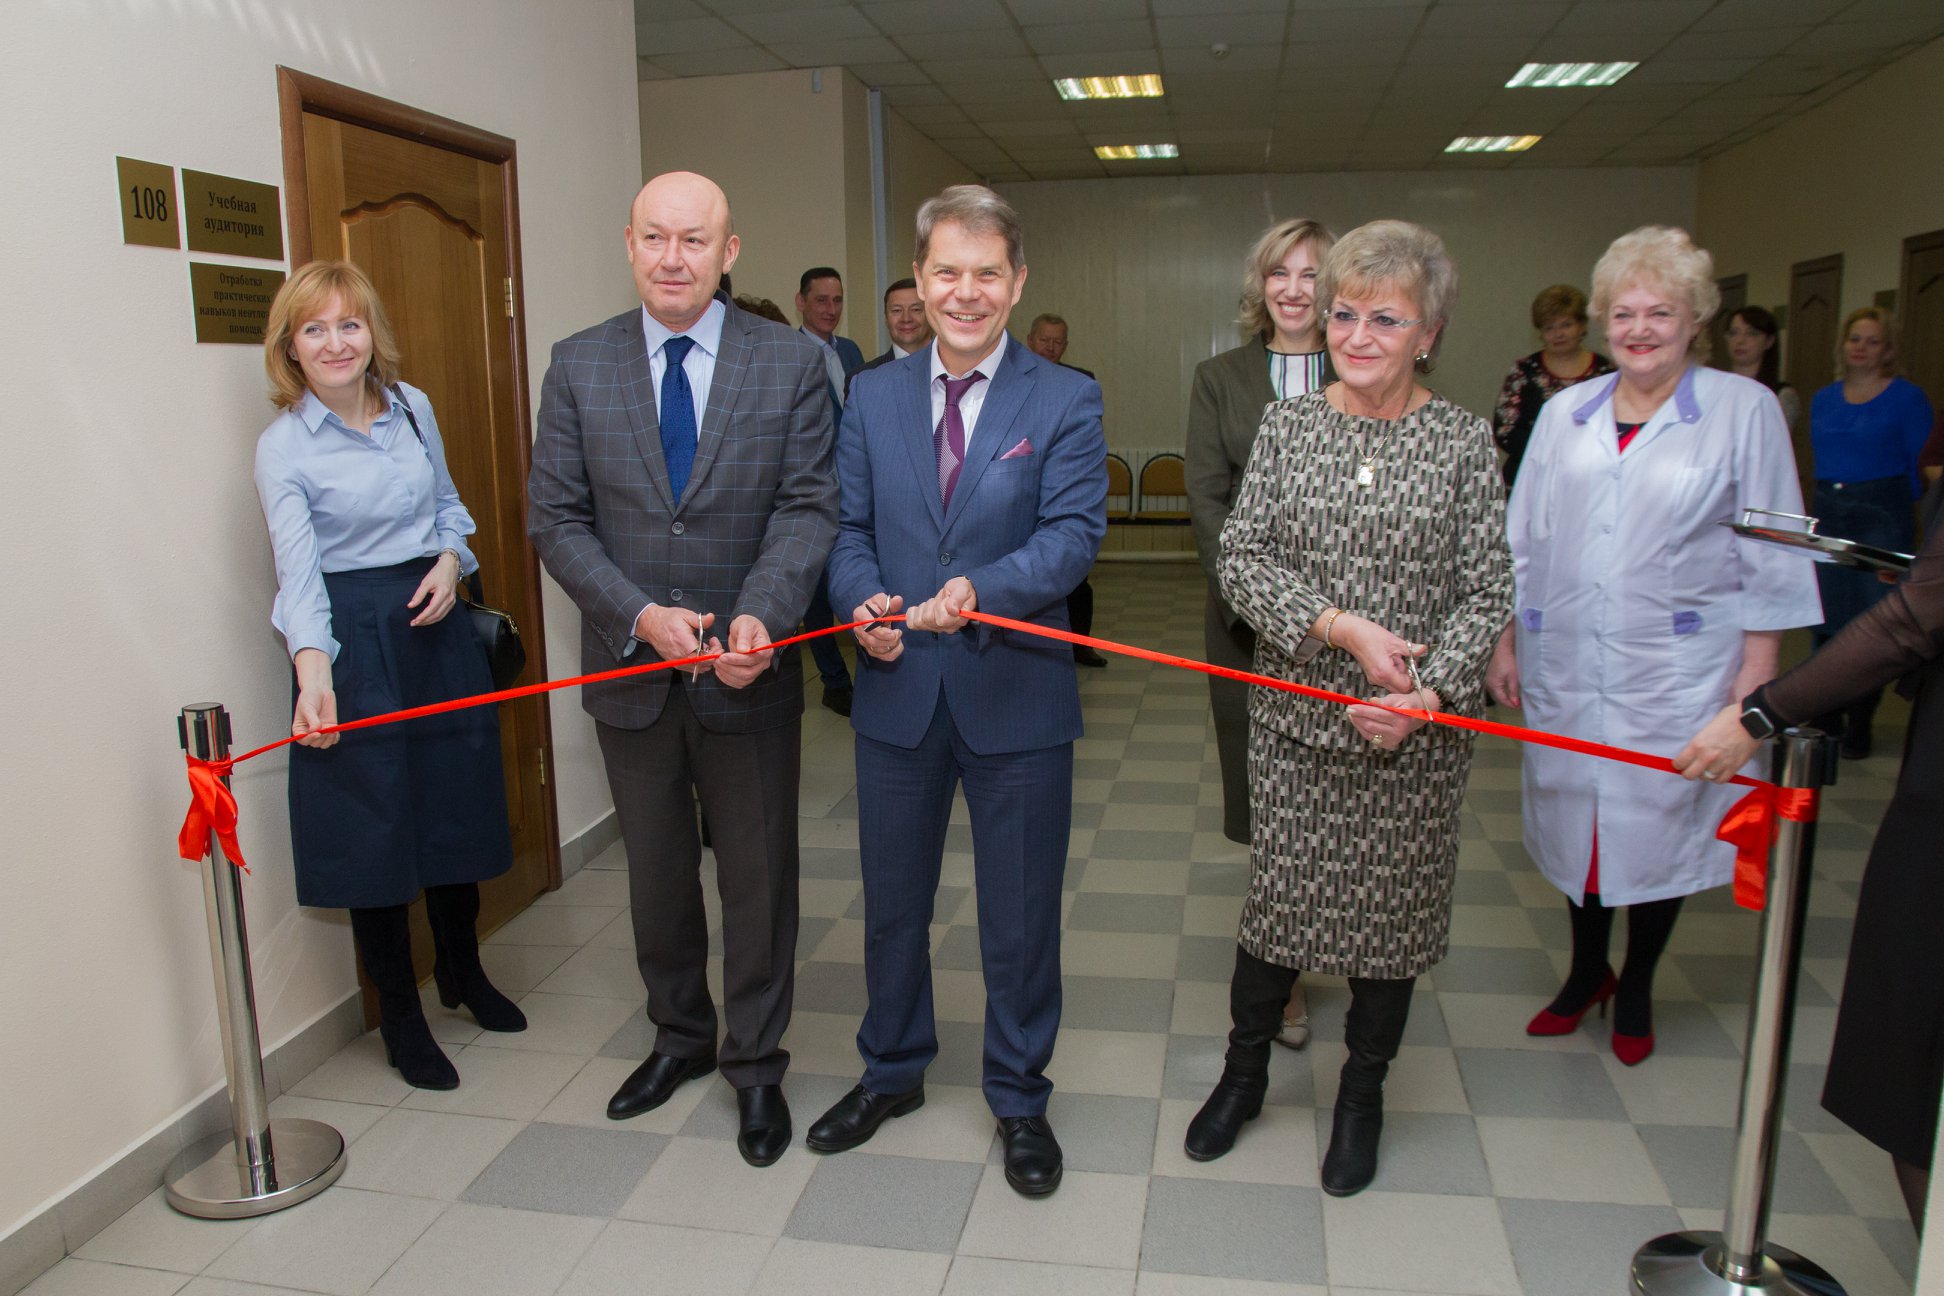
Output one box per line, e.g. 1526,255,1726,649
822,686,853,717
806,1082,924,1152
998,1115,1063,1196
1840,727,1871,761
736,1084,792,1166
1320,1094,1383,1196
1073,646,1109,668
607,1050,716,1120
1184,1070,1266,1161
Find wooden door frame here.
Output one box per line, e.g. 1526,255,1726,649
275,66,562,895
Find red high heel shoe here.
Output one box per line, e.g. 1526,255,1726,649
1612,1030,1655,1066
1525,970,1617,1036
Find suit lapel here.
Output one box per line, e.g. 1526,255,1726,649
617,311,675,513
898,354,946,532
686,299,747,512
944,338,1034,534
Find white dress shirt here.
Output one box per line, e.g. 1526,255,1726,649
927,337,1008,455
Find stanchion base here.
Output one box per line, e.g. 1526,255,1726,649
164,1118,346,1219
1632,1231,1845,1295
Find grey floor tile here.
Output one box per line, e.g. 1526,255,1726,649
1783,1063,1850,1134
1124,742,1206,761
1092,829,1194,860
1068,894,1187,935
1075,759,1123,781
1670,953,1757,1005
1430,946,1566,996
1160,1033,1312,1108
463,1122,668,1217
597,1011,655,1062
933,926,984,972
1139,1178,1327,1285
1037,1092,1161,1175
796,916,836,958
1637,1126,1849,1213
1452,871,1519,905
1061,976,1176,1033
1186,861,1251,896
785,1153,982,1253
1866,1216,1920,1285
1109,781,1201,806
1173,935,1240,983
1643,1000,1743,1059
1456,1049,1630,1120
793,960,872,1015
799,848,863,880
1499,1198,1685,1296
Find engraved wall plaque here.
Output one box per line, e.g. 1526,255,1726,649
118,157,180,249
190,262,286,344
182,169,285,260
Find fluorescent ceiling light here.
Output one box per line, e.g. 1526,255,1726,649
1056,74,1165,101
1505,61,1637,88
1445,134,1543,153
1094,143,1179,160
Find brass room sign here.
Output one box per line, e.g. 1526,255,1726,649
190,262,285,344
118,157,180,249
182,169,284,260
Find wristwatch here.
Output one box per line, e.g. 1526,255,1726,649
1738,695,1779,740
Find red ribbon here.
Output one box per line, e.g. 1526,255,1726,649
179,608,1814,905
179,756,248,874
1716,785,1819,910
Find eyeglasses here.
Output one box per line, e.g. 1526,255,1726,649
1325,308,1422,334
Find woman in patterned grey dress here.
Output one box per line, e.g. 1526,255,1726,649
1183,221,1514,1197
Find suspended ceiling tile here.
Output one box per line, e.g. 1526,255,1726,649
1522,32,1670,61
637,58,678,80
1282,5,1427,41
1418,3,1567,36
1840,0,1944,19
1404,33,1541,64
1656,27,1812,60
699,0,854,13
1630,57,1765,83
898,29,1035,59
1787,18,1944,54
637,0,709,20
854,62,938,87
636,15,749,55
861,0,1010,35
1692,0,1850,29
1157,0,1285,12
1161,43,1285,73
1155,12,1289,46
922,55,1049,82
1038,50,1163,79
944,79,1065,108
1279,37,1413,69
987,119,1089,137
648,47,789,75
731,5,879,41
1003,0,1146,22
895,103,972,124
1022,20,1155,56
1175,126,1275,145
766,36,908,63
1553,0,1715,34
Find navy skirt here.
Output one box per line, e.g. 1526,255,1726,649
288,558,513,908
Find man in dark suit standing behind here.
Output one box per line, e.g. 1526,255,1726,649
809,185,1107,1197
862,277,931,371
528,171,836,1167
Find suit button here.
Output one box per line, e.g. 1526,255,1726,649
940,552,952,565
670,589,683,601
671,521,685,535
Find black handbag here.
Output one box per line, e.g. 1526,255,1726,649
390,384,527,689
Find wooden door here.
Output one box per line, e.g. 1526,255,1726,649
1900,229,1944,416
278,70,560,1000
1710,273,1747,371
1786,254,1843,489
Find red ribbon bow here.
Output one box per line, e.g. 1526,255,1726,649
1717,784,1818,910
179,756,249,874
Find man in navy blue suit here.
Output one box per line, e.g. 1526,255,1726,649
810,185,1107,1197
796,266,866,715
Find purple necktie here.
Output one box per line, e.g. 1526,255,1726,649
936,373,985,508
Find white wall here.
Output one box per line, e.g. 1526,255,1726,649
1699,36,1944,335
0,0,640,1242
999,168,1698,448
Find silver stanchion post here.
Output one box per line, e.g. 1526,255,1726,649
1631,727,1845,1295
164,703,347,1219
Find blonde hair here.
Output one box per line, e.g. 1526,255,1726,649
1834,305,1899,379
1589,226,1719,359
263,260,402,411
1315,219,1457,371
1237,218,1336,342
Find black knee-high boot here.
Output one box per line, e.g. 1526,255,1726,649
1613,894,1684,1041
351,904,458,1090
425,883,526,1032
1321,975,1415,1196
1185,944,1296,1160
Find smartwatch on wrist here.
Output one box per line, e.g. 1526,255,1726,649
1738,696,1779,740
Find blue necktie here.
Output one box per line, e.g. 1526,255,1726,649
659,335,697,502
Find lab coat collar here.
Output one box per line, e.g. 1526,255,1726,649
1570,365,1704,427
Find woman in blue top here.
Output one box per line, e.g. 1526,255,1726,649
1807,305,1933,759
255,261,520,1090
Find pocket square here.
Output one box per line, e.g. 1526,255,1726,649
1000,438,1034,460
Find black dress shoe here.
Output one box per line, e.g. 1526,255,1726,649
736,1084,792,1167
822,686,853,717
1073,646,1109,668
607,1050,715,1120
806,1082,925,1152
998,1115,1063,1196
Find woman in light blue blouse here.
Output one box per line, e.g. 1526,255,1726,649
1807,305,1934,760
256,260,520,1090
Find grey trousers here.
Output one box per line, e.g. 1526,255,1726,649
596,681,800,1087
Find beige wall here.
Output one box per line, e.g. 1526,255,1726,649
638,68,973,353
0,0,640,1245
999,167,1698,448
1698,36,1944,344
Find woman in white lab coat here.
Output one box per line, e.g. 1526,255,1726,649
1486,226,1821,1066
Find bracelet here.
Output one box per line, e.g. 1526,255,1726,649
439,547,460,563
1320,607,1345,650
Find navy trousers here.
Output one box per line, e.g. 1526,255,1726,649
854,697,1072,1116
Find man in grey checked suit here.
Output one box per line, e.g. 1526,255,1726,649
528,171,836,1168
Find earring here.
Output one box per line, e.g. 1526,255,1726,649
1415,351,1429,363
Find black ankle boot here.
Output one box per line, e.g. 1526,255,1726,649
1185,1066,1266,1161
353,904,462,1089
425,884,526,1032
378,1013,459,1090
1321,975,1416,1196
